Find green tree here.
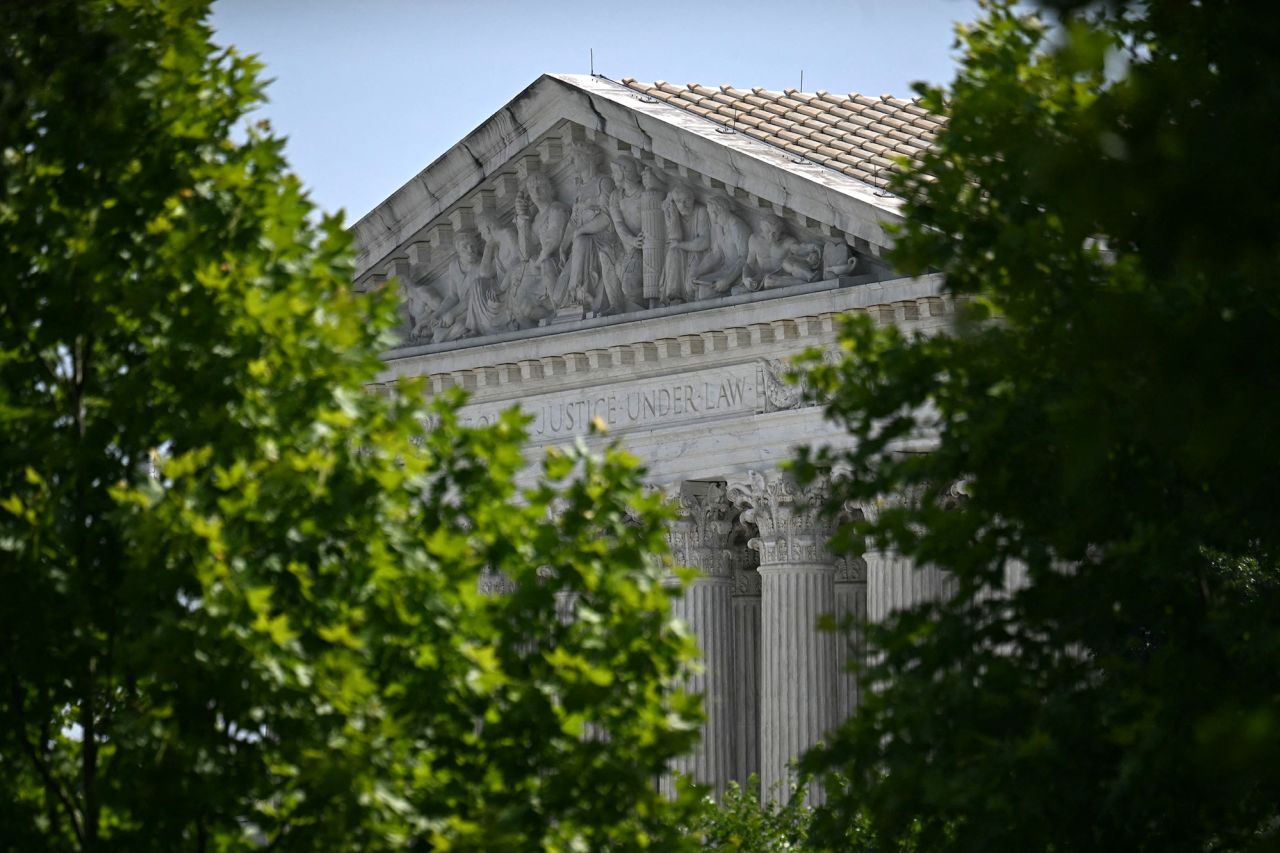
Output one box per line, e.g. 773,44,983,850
0,2,700,849
796,1,1280,850
688,777,812,852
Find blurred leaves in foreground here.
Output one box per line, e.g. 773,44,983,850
796,1,1280,850
0,2,701,849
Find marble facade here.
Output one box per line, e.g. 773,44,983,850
355,74,953,802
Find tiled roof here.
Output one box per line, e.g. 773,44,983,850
619,79,944,188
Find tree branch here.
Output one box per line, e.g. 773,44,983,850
9,679,85,848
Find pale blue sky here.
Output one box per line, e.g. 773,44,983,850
211,0,981,221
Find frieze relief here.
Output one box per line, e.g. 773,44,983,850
759,358,807,413
394,126,870,347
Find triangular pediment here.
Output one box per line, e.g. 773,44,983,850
353,74,908,352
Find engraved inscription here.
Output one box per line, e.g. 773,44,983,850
432,364,774,441
527,375,753,437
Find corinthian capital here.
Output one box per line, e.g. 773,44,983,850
729,540,762,595
666,482,735,577
727,470,835,566
834,555,866,584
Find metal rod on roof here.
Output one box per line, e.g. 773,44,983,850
800,69,804,92
872,164,894,198
590,48,594,76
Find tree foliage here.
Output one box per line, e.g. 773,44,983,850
0,2,700,849
688,777,813,852
797,1,1280,850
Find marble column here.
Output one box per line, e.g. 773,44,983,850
665,482,736,799
730,549,761,788
860,492,956,623
833,556,867,721
730,470,838,805
865,547,952,624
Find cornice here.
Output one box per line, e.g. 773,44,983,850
370,273,951,397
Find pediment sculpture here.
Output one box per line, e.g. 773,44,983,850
398,136,866,346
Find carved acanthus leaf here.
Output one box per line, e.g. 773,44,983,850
727,470,835,566
834,556,867,584
666,482,735,577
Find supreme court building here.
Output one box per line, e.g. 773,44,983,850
352,74,955,800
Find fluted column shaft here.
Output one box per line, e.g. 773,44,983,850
865,547,952,624
663,483,736,798
670,574,734,795
834,557,867,721
731,471,838,805
759,561,837,802
731,563,761,787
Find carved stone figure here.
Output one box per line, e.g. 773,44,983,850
822,237,859,278
759,358,811,412
422,238,475,343
556,142,618,310
401,278,441,341
606,155,648,314
740,214,820,293
660,182,710,304
640,169,669,309
459,229,512,337
692,194,751,297
476,209,550,328
514,170,570,320
399,155,858,342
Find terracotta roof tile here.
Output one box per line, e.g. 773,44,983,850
620,78,944,187
803,111,840,127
